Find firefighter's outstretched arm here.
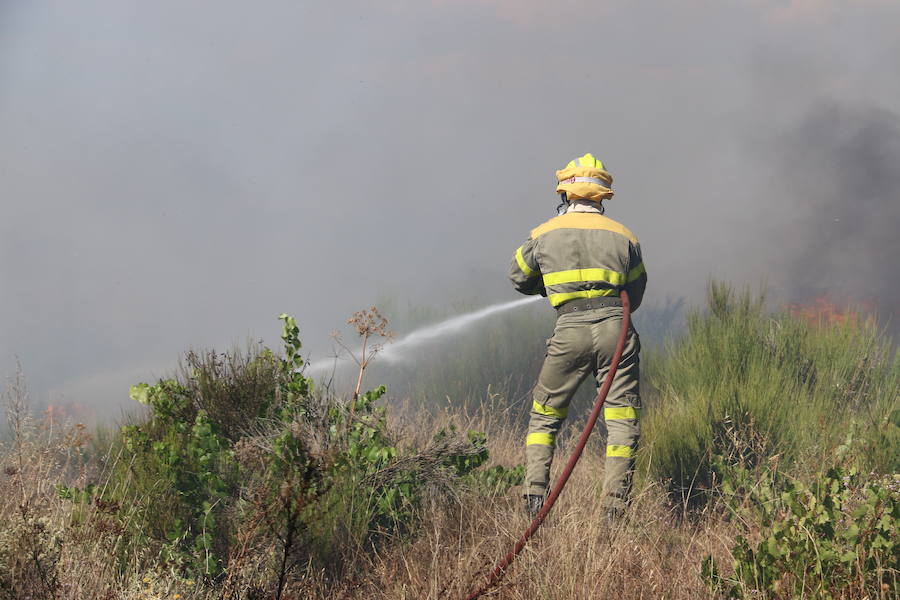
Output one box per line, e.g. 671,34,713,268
509,237,545,296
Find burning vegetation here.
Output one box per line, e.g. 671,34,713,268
789,293,878,328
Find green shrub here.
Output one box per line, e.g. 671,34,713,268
177,347,282,441
295,387,522,573
58,312,512,588
435,426,524,494
640,282,898,506
59,378,240,577
703,463,899,598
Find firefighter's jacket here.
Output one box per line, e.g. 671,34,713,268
509,203,647,310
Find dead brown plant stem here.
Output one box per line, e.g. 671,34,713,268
353,331,368,402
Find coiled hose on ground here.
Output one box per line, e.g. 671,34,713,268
463,289,632,600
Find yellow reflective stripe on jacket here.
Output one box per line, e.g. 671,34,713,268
606,444,633,458
531,212,637,244
532,401,568,419
547,288,618,307
542,267,626,287
604,406,639,420
627,262,646,283
515,246,536,278
526,432,556,447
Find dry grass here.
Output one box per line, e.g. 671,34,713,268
331,406,738,600
1,369,125,599
1,383,740,600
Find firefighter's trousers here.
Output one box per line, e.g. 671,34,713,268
525,306,641,511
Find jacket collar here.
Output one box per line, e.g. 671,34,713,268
565,201,603,214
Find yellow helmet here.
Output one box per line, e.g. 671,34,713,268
555,153,614,202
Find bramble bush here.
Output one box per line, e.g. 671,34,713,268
703,461,898,598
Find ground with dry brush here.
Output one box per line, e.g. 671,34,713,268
1,402,740,600
1,285,896,599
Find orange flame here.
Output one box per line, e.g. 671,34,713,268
42,401,94,428
789,294,876,328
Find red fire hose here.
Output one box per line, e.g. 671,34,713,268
463,290,631,600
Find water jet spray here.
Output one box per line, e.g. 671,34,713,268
306,296,542,374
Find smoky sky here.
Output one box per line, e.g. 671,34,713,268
2,1,899,415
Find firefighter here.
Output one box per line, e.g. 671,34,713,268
509,153,647,522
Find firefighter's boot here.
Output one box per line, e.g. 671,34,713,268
604,507,624,526
525,494,544,518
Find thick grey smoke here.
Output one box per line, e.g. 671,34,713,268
2,1,899,417
766,104,900,315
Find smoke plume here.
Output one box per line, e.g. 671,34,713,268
766,104,900,319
